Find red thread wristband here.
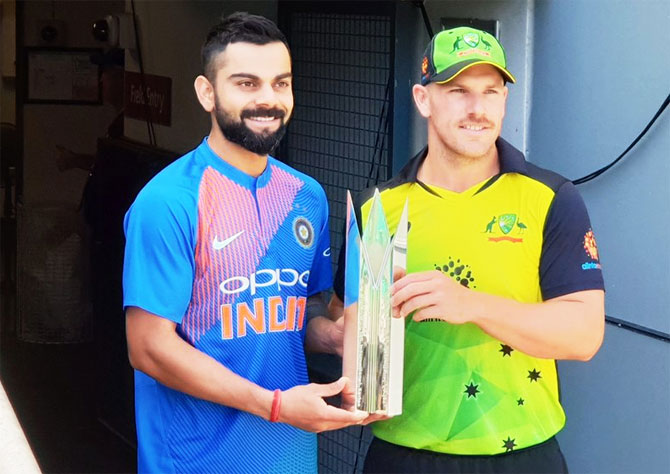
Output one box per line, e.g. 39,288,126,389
270,389,281,422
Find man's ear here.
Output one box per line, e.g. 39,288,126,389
412,84,431,118
194,75,215,113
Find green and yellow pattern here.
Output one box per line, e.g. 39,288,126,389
358,175,565,455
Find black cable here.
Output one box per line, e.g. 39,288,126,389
605,315,670,344
130,0,157,146
366,73,392,188
572,92,670,185
412,1,434,38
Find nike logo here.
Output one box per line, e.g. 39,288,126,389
212,230,244,251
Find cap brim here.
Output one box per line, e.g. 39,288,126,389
431,59,516,84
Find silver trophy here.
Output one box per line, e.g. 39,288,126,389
342,189,407,416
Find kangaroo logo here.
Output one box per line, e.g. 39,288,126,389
484,216,496,233
484,213,526,243
451,36,466,53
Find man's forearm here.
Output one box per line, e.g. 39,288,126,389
305,316,340,355
128,314,274,419
304,293,342,355
127,307,367,432
467,289,605,361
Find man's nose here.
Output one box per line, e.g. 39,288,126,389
465,94,486,117
254,83,279,106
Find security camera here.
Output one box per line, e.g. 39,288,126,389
92,15,117,44
92,13,134,49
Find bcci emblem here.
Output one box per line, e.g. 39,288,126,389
294,217,314,249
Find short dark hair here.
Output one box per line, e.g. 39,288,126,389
201,12,289,81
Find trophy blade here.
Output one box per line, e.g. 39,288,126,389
342,190,405,415
342,191,363,412
358,189,393,413
388,198,409,416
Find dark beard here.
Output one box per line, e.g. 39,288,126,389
214,103,287,156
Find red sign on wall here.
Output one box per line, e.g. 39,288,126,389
124,71,172,126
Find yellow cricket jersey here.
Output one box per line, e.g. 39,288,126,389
334,138,604,455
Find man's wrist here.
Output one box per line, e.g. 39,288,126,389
270,389,282,422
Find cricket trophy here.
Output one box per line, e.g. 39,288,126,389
341,189,408,416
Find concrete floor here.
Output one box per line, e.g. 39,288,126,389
0,322,136,473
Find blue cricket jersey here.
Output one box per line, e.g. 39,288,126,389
123,138,332,473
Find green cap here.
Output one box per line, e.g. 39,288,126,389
421,26,515,85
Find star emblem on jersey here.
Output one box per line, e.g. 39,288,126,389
499,344,513,357
502,436,516,452
464,382,480,399
517,397,525,406
212,230,244,251
527,369,541,382
293,217,314,248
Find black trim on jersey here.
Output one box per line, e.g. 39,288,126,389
540,181,605,300
334,137,603,301
416,180,442,198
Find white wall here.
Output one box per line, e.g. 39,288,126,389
123,0,278,154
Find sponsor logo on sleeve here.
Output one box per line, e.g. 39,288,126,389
582,229,602,270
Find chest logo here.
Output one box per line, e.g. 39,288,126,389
293,217,314,249
212,230,245,251
435,257,476,289
483,213,526,243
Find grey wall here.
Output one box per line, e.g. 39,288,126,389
529,0,670,335
557,327,670,473
529,1,670,473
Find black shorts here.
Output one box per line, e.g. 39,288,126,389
362,436,568,474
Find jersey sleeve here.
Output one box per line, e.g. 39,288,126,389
306,188,333,296
122,185,197,322
539,181,604,300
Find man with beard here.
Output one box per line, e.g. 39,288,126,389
123,13,366,474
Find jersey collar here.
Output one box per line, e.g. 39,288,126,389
197,137,274,189
399,137,528,184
